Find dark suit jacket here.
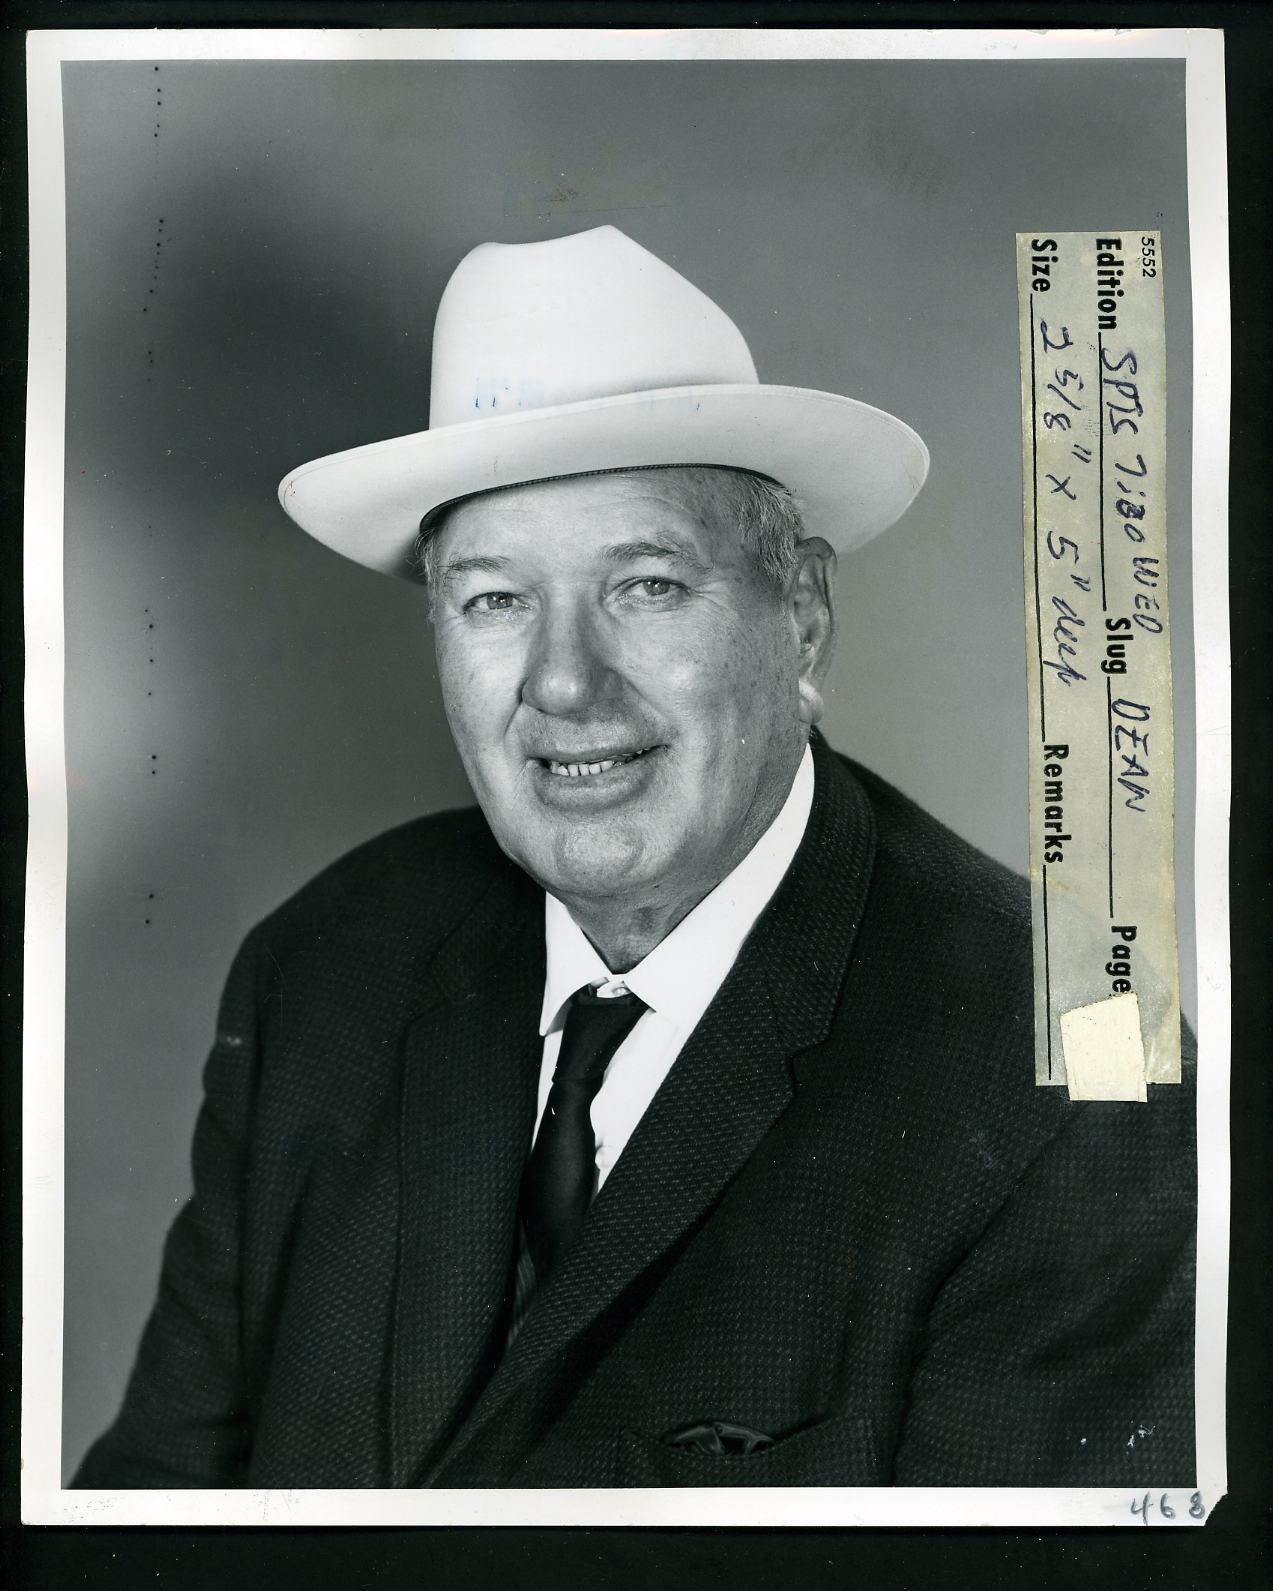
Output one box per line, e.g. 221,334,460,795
74,739,1196,1488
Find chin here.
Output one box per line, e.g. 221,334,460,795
517,820,668,904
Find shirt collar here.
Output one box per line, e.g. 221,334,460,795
540,744,815,1035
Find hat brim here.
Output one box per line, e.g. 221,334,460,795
277,384,929,577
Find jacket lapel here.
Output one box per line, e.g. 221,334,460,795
428,739,877,1484
387,864,545,1486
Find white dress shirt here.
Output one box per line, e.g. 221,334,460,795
534,743,815,1192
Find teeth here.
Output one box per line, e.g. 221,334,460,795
548,758,617,778
546,750,647,778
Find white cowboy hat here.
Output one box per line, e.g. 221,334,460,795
277,226,929,576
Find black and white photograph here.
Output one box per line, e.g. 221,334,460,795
20,26,1230,1528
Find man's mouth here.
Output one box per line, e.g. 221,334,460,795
538,746,659,779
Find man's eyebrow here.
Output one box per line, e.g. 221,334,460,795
604,539,710,574
437,553,513,584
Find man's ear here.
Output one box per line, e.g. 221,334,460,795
787,537,837,727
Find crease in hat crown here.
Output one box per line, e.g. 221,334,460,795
430,228,759,425
279,224,930,577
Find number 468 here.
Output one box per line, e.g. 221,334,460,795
1130,1492,1206,1523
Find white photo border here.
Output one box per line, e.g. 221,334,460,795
22,24,1231,1528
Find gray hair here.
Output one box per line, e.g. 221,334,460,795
411,466,806,592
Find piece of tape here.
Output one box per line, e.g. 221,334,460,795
1060,991,1147,1102
1017,231,1181,1088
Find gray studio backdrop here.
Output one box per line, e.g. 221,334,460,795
59,56,1194,1478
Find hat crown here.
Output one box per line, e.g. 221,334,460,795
429,226,759,428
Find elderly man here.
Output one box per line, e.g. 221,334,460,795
74,227,1194,1490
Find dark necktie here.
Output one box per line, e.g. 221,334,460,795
519,986,647,1285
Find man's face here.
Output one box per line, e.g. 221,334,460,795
428,470,834,923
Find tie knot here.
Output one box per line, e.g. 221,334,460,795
553,986,647,1087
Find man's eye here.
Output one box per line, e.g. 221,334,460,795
464,591,519,614
623,577,681,601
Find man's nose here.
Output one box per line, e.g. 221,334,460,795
521,601,620,718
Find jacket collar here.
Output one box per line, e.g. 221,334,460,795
387,859,544,1484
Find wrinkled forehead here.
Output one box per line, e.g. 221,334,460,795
424,464,758,541
420,466,761,579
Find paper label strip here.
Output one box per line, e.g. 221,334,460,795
1017,231,1180,1092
